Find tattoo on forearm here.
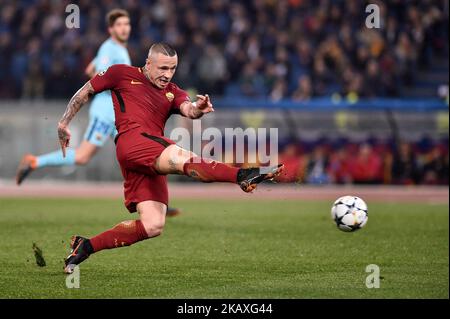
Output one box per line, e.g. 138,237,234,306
168,158,183,174
168,158,175,169
59,82,95,125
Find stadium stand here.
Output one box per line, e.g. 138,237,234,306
0,0,447,185
0,0,448,101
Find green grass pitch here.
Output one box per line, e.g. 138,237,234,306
0,198,448,298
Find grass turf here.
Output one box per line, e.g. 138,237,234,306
0,198,447,298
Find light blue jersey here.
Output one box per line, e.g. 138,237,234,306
84,38,131,146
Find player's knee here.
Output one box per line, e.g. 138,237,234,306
141,220,165,238
75,153,91,165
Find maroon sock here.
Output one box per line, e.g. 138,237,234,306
89,220,148,253
183,157,239,183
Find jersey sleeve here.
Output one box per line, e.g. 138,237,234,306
171,84,191,115
89,64,122,93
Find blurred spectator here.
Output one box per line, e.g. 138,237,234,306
390,142,421,185
311,58,334,96
238,63,265,97
196,45,228,94
269,78,288,102
349,144,383,184
305,145,330,184
342,69,363,101
276,143,305,183
395,32,417,86
328,147,352,184
21,59,45,99
292,75,313,101
422,145,449,185
45,60,71,98
363,59,383,97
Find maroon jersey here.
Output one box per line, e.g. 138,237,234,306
90,64,190,136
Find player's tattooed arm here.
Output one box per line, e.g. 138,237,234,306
57,81,95,157
59,81,95,126
180,94,215,119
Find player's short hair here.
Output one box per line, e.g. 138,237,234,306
148,43,177,58
106,9,129,27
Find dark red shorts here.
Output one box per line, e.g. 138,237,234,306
115,129,175,213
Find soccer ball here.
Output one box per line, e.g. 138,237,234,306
331,196,368,232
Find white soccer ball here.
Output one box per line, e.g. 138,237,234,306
331,195,368,232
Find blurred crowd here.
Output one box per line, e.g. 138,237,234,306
0,0,448,100
270,137,449,185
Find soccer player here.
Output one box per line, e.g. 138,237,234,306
14,9,180,217
61,43,283,274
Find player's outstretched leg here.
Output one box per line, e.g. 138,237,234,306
16,150,77,185
16,141,98,185
235,164,284,192
63,235,92,274
64,200,165,274
155,144,284,193
183,157,284,192
15,154,38,185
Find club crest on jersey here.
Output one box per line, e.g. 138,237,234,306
165,92,174,102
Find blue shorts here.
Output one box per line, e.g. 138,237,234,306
83,115,118,147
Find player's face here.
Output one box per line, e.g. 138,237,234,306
145,53,178,89
109,16,131,43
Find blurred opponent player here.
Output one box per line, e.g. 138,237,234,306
14,9,181,217
59,42,284,273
